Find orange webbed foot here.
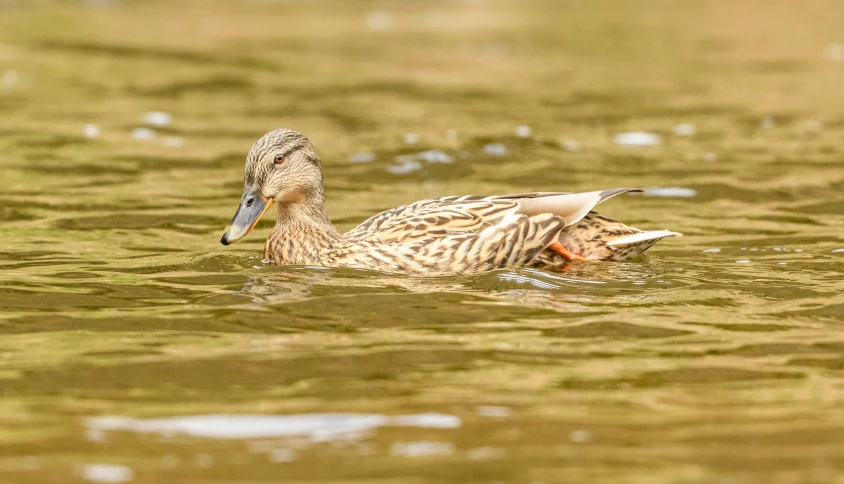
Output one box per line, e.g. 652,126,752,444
548,242,588,262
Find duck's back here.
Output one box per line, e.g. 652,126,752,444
333,196,565,274
325,190,680,275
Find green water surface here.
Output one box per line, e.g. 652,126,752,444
1,1,843,483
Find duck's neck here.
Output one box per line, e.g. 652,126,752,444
264,196,340,265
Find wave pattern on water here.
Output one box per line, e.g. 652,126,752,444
1,1,844,483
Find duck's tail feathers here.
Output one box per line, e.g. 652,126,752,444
605,230,682,247
600,229,681,261
516,188,642,227
598,187,644,202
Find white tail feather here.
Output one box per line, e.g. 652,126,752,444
515,188,641,227
605,230,682,246
516,191,603,226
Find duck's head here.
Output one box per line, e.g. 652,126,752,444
220,128,322,245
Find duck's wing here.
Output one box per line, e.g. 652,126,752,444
400,211,564,273
344,196,514,243
345,189,641,243
340,189,644,274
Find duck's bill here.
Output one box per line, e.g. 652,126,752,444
220,192,273,246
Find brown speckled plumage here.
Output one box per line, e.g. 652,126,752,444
221,129,681,275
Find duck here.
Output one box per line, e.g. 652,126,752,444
220,128,681,275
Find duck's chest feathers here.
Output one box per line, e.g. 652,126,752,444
264,211,341,266
265,231,332,265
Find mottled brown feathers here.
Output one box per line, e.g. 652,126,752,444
240,129,680,275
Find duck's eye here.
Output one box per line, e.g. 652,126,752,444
274,154,285,164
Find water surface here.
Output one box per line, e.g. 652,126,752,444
1,1,843,483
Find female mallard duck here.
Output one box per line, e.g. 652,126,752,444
221,129,680,275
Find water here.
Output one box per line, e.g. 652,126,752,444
1,1,843,482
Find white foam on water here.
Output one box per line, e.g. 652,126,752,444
142,111,172,127
87,412,460,441
514,125,532,138
393,151,454,166
390,441,455,457
613,131,661,147
386,160,422,174
703,248,721,253
644,187,697,198
131,127,155,140
403,132,419,144
476,406,511,418
80,464,134,483
482,143,508,156
390,413,461,428
673,123,696,136
349,152,376,163
83,124,100,139
418,150,453,163
560,140,580,151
